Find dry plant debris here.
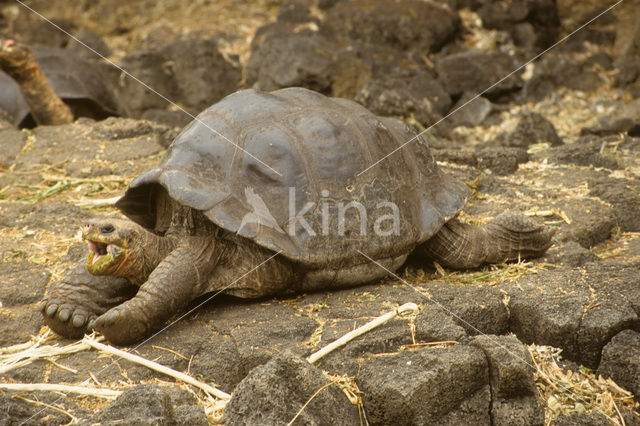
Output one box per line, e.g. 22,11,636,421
530,344,638,425
403,259,553,287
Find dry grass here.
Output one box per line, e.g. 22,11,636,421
530,344,638,424
403,259,553,287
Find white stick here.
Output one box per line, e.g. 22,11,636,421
0,383,121,398
74,196,121,207
82,337,231,400
306,302,419,364
0,336,104,375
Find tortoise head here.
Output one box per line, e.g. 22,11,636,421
82,218,149,281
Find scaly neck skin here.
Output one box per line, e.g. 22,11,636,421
113,230,178,286
0,41,73,125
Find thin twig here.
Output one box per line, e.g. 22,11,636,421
14,395,78,423
1,383,121,398
82,337,231,401
286,382,334,426
306,303,419,364
0,335,104,375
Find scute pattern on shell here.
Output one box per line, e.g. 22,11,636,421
116,87,470,267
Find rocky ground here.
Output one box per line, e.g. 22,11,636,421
1,0,640,424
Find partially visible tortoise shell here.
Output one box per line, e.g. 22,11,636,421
0,46,118,127
116,87,470,267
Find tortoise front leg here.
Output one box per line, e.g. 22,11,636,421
40,265,137,339
89,244,210,346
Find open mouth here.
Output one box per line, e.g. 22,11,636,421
87,240,110,265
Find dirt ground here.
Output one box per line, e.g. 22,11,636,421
1,0,640,424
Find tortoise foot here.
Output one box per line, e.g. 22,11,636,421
89,301,151,346
41,265,136,339
40,296,97,339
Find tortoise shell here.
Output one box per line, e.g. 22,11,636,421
0,46,118,127
116,87,470,267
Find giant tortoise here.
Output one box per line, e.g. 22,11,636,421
41,87,553,345
0,40,117,126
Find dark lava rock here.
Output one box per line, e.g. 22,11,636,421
620,408,640,426
0,201,93,234
476,147,529,175
223,351,359,425
523,56,604,102
117,37,240,117
161,38,241,112
417,283,509,336
553,198,616,249
543,241,600,267
276,0,318,25
354,71,451,125
229,313,317,375
589,178,640,232
585,51,613,71
477,0,559,49
65,27,112,60
357,345,491,425
116,49,177,115
84,384,177,425
247,24,452,126
597,329,640,397
321,0,460,53
538,137,619,169
507,263,640,368
499,111,563,148
7,118,166,179
617,10,640,61
183,332,245,393
554,412,610,426
82,383,207,425
435,50,523,98
247,25,337,93
0,128,26,168
431,147,528,175
0,305,44,346
471,335,544,425
614,55,640,92
0,390,91,425
91,116,178,149
141,109,194,130
449,92,494,128
0,261,49,307
313,317,414,375
582,99,640,136
431,148,478,167
415,304,467,342
183,298,318,385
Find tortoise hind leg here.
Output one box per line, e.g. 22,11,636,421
418,211,554,270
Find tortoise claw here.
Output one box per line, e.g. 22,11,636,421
58,308,71,322
45,303,59,318
90,302,150,346
72,313,87,328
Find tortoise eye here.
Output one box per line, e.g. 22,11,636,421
100,225,115,234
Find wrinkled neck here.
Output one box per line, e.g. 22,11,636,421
141,230,178,282
115,230,177,286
